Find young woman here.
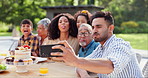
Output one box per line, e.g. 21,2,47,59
47,13,79,55
74,10,92,28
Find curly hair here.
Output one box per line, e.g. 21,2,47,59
74,10,92,25
90,11,114,25
48,13,78,40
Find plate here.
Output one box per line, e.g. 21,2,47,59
36,57,47,62
0,69,6,72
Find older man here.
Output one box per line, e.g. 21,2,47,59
78,23,99,57
51,11,143,78
37,18,51,45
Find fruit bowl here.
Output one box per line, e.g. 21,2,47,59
0,68,7,72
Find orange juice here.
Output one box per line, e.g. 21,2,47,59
0,53,7,56
39,68,48,75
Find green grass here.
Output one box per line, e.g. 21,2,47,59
116,33,148,50
0,32,12,36
0,32,147,50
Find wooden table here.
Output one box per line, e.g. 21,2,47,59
0,56,98,78
0,61,78,78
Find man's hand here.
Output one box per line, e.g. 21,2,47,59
51,41,113,74
51,40,78,66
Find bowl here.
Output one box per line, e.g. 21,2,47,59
0,64,7,72
0,69,6,72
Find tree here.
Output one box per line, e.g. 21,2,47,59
104,0,147,26
0,0,45,30
131,0,148,21
0,0,147,31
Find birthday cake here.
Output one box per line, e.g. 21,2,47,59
5,45,37,65
15,45,31,59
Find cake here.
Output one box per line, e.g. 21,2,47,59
5,45,37,65
15,45,31,59
5,57,14,65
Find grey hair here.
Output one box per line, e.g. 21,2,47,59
37,18,51,29
79,23,92,31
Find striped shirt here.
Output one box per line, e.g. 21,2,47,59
87,35,143,78
18,33,39,53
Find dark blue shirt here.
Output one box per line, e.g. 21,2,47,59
78,40,100,57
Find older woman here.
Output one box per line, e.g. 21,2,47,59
37,18,51,45
74,10,92,28
47,13,79,55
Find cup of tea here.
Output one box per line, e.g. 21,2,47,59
39,68,48,76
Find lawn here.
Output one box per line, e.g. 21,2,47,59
116,33,148,50
0,32,12,36
0,32,147,50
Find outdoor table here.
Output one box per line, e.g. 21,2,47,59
0,59,97,78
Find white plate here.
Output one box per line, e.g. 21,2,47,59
36,57,47,62
0,69,6,72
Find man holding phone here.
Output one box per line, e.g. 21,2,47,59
50,11,143,78
39,44,64,57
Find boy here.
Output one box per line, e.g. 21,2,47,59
18,19,39,57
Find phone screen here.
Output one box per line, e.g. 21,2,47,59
39,44,64,57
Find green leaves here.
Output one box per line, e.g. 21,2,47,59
0,64,7,70
0,0,147,31
0,0,45,29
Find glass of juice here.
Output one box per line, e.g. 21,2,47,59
0,53,7,56
39,68,48,76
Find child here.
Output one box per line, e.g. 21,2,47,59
18,19,39,57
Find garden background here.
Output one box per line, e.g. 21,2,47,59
0,0,147,50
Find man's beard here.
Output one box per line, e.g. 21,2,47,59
93,32,108,42
94,37,102,42
93,32,101,42
79,41,87,47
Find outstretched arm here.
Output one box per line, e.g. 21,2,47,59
51,40,114,74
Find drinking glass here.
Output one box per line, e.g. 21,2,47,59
0,53,7,56
39,63,48,76
39,68,48,76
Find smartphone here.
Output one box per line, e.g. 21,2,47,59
39,44,64,57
